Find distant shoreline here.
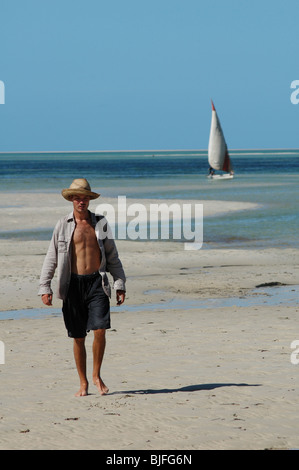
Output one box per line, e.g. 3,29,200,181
1,148,299,155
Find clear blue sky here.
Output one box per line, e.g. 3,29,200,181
1,0,299,151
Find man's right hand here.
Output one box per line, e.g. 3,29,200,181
41,294,53,306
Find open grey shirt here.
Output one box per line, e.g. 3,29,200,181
38,211,126,300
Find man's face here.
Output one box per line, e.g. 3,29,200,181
71,195,91,213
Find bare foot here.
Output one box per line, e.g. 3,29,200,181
75,382,89,397
93,376,109,395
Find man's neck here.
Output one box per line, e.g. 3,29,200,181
74,209,90,222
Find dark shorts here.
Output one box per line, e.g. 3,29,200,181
62,271,110,338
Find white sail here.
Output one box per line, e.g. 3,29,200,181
208,100,233,174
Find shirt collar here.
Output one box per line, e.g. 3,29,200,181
66,210,96,227
67,211,74,222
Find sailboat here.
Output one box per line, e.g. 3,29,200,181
207,100,234,179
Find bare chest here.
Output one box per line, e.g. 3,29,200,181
73,221,97,246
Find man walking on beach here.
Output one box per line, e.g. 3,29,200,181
38,178,126,397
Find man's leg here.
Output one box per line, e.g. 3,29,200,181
73,337,89,397
92,329,109,395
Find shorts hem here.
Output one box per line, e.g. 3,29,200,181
67,324,111,339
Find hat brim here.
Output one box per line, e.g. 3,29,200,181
61,189,100,201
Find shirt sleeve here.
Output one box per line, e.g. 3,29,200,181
38,221,59,296
98,217,126,291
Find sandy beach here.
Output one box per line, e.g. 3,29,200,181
1,193,299,450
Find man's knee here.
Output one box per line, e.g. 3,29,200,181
74,337,86,345
93,329,106,338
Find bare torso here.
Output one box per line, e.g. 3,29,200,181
71,217,101,274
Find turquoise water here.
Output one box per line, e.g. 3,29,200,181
0,149,298,248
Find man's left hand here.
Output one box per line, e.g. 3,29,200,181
116,290,126,306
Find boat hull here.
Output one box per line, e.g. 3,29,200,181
207,173,234,180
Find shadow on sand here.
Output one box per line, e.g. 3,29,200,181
110,382,261,395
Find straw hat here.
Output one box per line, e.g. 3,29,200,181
61,178,100,201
